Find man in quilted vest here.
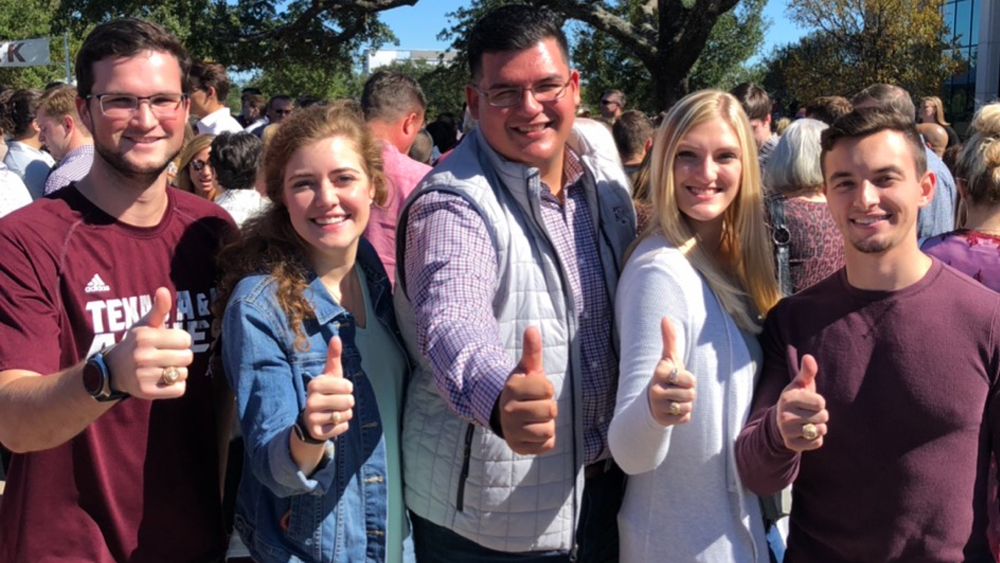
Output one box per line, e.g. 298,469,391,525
393,4,636,562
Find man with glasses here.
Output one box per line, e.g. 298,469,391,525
395,5,635,562
0,18,234,562
599,89,626,123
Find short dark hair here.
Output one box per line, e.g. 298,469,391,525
267,94,293,111
241,87,262,98
467,5,569,82
210,132,262,191
190,60,231,101
805,96,852,125
361,71,426,122
612,110,653,160
76,18,191,98
729,83,771,121
244,94,266,112
851,84,915,122
7,89,42,137
820,107,927,177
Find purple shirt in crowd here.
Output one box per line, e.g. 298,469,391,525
922,229,1000,292
364,141,431,286
403,148,616,464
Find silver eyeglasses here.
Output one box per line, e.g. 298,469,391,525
471,77,573,108
87,93,188,119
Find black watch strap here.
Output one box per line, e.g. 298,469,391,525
293,410,325,445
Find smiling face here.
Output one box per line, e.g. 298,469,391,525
672,117,744,240
467,38,580,180
283,135,374,270
78,50,188,183
823,129,932,255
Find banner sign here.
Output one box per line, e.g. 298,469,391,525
0,38,51,67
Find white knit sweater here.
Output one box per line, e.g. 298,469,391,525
609,234,768,562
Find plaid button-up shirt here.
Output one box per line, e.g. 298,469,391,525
404,148,616,463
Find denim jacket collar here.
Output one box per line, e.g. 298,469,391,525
303,239,395,329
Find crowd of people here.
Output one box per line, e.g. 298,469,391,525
0,4,998,563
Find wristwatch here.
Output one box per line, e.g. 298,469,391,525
293,410,325,445
82,345,129,402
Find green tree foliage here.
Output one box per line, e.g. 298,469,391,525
764,0,960,103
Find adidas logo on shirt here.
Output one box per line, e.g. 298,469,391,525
85,274,111,294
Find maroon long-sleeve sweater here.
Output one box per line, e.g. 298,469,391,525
736,258,1000,563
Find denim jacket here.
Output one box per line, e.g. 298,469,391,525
222,240,413,563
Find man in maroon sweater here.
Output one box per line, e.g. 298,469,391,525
736,107,1000,563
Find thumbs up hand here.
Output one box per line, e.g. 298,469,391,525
498,327,558,455
105,287,193,400
648,317,697,427
776,354,829,452
300,336,355,443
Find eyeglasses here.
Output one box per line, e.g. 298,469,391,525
472,77,573,108
271,108,293,116
190,159,210,171
600,99,620,106
87,93,187,119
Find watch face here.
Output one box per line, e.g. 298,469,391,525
82,360,104,396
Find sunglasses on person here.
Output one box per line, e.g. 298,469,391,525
190,159,211,171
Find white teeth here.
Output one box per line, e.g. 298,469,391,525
690,187,720,195
515,124,546,133
854,216,887,225
315,216,347,225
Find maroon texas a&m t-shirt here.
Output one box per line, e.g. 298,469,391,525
0,185,234,562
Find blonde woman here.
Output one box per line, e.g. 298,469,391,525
918,96,958,147
174,133,217,200
608,90,781,562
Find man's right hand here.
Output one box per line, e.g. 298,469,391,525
776,354,829,452
105,287,193,400
498,327,557,455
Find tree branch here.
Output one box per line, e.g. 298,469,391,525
235,0,417,44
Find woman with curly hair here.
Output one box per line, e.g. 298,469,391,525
174,133,217,199
608,90,781,562
216,102,412,563
918,96,959,148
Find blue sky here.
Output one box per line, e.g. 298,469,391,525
379,0,810,65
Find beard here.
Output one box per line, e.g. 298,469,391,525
94,141,180,186
850,235,893,254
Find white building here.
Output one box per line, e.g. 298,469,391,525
363,49,458,74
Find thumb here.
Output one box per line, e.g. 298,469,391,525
323,335,343,378
660,316,680,363
519,326,543,375
142,287,172,329
794,354,818,392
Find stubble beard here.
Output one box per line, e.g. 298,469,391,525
94,141,180,186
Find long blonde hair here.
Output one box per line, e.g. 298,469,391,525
646,89,781,332
921,96,951,127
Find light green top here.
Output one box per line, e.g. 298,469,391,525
354,268,406,563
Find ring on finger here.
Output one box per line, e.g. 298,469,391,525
330,410,342,426
668,401,681,416
161,366,181,386
667,367,679,386
802,423,819,441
